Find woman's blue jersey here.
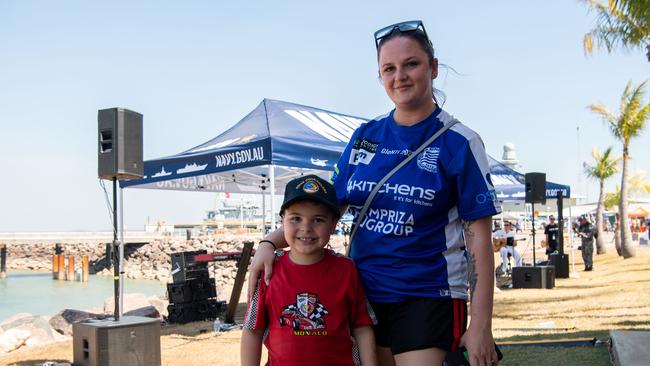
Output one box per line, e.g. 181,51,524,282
332,107,500,302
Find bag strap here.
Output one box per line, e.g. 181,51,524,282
346,119,459,256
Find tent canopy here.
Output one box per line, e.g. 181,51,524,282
629,206,648,218
122,99,570,203
121,99,365,194
488,157,570,201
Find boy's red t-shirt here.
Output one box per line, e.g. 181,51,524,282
244,249,374,366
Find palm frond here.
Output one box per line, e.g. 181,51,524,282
620,81,649,139
627,170,650,196
584,146,620,180
603,185,621,210
580,0,650,57
589,104,622,138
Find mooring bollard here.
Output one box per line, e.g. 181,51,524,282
57,254,65,280
52,254,59,279
0,243,6,279
67,256,75,281
82,255,89,282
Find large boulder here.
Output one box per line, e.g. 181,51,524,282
123,305,161,320
0,328,30,353
49,309,105,336
0,315,65,353
147,296,169,318
0,313,33,329
103,293,150,314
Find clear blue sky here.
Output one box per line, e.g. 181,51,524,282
1,1,648,231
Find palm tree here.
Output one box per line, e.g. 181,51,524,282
603,187,623,254
581,0,650,61
583,147,620,254
589,80,650,258
603,173,650,255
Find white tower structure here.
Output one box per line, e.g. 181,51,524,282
501,143,519,169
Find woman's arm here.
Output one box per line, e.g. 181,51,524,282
353,326,378,366
240,328,264,366
462,216,499,365
246,228,288,300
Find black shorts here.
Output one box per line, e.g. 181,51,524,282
371,297,467,355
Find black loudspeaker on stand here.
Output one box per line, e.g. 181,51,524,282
525,172,546,274
512,172,556,289
74,108,158,366
525,173,546,204
98,108,144,180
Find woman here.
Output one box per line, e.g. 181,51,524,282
248,20,499,366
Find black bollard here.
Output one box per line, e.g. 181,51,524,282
0,243,6,278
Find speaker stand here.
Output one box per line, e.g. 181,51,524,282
531,202,536,267
112,178,121,320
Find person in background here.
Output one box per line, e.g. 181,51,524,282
544,215,559,257
576,215,595,271
493,221,501,232
241,175,376,366
494,221,522,274
247,20,500,366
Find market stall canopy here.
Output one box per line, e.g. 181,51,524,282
120,99,366,193
628,206,648,218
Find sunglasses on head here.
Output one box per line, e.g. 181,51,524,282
374,20,433,52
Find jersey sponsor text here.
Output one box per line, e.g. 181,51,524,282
347,179,436,201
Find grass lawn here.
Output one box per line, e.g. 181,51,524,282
1,237,648,365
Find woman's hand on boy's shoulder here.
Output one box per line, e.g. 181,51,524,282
247,241,277,301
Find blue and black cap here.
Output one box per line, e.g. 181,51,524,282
280,175,340,219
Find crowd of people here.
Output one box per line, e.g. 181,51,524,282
491,213,599,274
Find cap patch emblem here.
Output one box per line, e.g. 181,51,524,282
303,180,320,194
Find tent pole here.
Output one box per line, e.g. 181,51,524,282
269,165,276,230
262,187,267,235
532,202,536,266
499,204,504,230
111,178,120,321
568,202,579,278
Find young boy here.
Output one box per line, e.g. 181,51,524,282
241,175,377,366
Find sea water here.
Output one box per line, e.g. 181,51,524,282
0,271,166,322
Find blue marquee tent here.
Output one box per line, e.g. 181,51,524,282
121,99,365,194
122,98,570,205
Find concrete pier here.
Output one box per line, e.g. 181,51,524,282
610,330,650,366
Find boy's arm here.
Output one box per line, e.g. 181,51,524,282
240,328,264,366
352,326,377,366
